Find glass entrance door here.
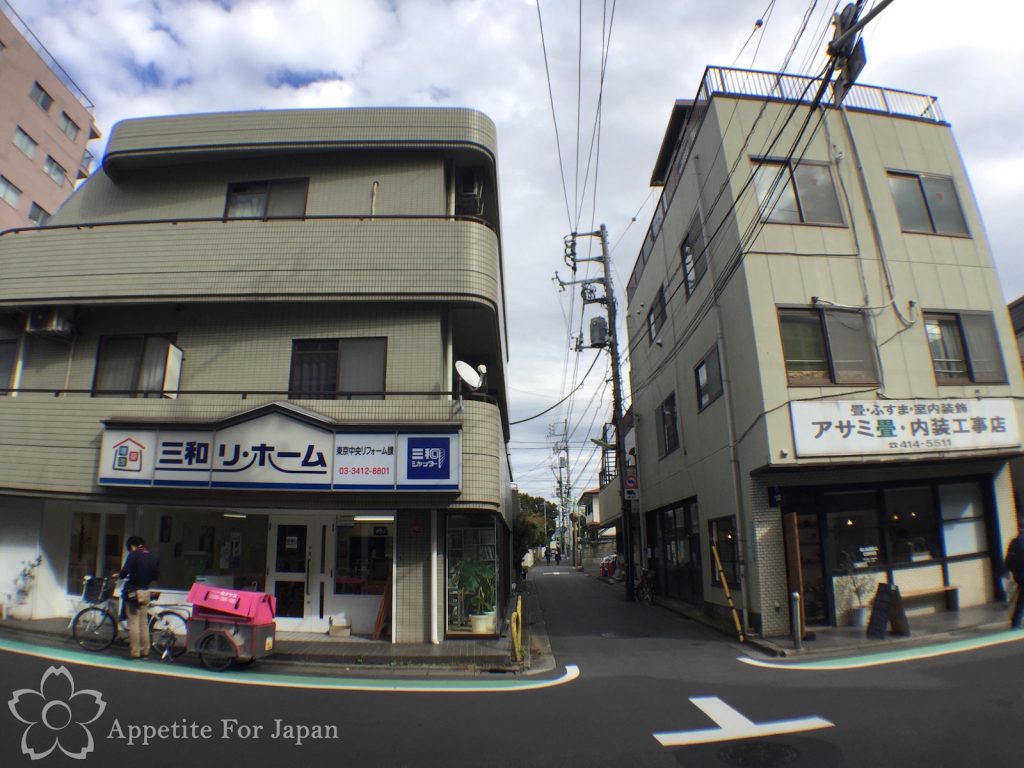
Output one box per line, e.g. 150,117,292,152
266,516,331,632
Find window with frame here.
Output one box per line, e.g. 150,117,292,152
66,511,126,593
646,287,667,344
27,202,49,226
59,112,80,141
778,307,877,385
0,176,21,208
92,334,178,397
29,82,53,112
289,337,387,400
695,345,723,410
884,486,940,563
924,311,1006,384
938,482,988,557
225,178,308,219
655,392,679,457
753,159,843,225
13,126,37,159
709,516,740,586
43,155,66,186
887,172,969,236
824,490,882,571
681,216,708,297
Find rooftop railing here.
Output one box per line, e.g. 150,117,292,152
626,66,945,303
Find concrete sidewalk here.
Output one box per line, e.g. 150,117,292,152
594,571,1015,658
0,585,551,674
748,601,1016,658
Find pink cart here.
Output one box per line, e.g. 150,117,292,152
186,584,276,671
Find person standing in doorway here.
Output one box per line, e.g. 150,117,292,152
1005,530,1024,629
118,536,160,659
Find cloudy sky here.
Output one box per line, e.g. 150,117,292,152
13,0,1023,500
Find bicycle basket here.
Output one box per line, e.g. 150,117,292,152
83,577,114,603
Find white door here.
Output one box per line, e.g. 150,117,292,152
266,516,332,632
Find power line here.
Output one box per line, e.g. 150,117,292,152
510,350,604,425
535,0,574,230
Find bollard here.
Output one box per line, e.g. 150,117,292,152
790,591,802,651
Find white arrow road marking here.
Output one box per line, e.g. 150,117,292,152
653,696,834,747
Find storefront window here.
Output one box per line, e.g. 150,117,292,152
446,515,497,634
335,522,393,595
884,486,939,563
824,491,881,571
939,483,988,556
139,508,268,591
66,512,125,593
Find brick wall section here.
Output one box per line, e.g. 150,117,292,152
749,474,790,637
396,509,431,643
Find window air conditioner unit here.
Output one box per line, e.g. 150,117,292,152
26,306,75,338
455,170,484,216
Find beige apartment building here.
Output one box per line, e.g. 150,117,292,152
625,66,1023,637
0,106,516,642
0,3,99,231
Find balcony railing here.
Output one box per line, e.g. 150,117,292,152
0,388,498,404
0,215,500,308
626,65,945,304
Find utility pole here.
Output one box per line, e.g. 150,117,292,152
555,224,635,600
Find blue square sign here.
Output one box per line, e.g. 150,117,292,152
407,437,450,480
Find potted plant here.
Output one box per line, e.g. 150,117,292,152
839,552,873,627
457,558,496,634
11,556,43,620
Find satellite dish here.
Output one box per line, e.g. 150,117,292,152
455,360,483,390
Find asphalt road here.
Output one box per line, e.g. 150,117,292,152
1,564,1021,767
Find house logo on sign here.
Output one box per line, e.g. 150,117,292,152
111,438,145,473
408,438,449,480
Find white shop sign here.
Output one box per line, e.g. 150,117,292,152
790,399,1020,458
98,412,460,492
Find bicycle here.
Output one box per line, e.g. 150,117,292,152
70,576,189,659
634,567,654,605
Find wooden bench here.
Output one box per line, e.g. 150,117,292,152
899,585,959,611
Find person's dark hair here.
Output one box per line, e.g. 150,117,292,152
125,536,145,550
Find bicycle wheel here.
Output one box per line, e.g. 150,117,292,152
72,606,116,651
635,581,651,605
149,611,188,659
197,631,236,672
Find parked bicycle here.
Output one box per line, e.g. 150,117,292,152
634,567,654,605
70,576,189,659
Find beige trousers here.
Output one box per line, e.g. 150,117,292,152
126,599,149,658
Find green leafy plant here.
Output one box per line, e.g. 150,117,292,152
456,558,496,615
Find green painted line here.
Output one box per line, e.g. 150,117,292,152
738,629,1024,671
0,636,579,693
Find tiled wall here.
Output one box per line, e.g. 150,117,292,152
395,509,430,642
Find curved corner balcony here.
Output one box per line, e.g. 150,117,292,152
0,216,500,311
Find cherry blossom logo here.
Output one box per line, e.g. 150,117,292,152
8,666,106,760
